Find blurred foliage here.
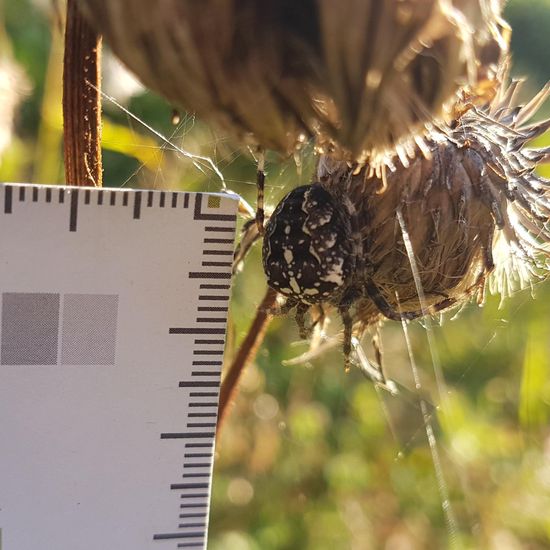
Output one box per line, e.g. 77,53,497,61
2,0,550,548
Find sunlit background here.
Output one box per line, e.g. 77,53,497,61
2,1,550,548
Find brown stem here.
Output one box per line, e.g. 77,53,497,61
63,0,102,187
217,287,277,432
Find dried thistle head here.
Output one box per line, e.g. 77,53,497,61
263,75,550,363
77,0,508,158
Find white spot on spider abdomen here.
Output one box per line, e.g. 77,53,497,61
283,248,294,264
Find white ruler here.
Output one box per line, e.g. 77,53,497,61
0,183,238,550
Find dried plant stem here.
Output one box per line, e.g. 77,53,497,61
63,0,102,187
217,287,277,432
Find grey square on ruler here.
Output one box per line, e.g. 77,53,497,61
61,294,118,365
1,293,60,365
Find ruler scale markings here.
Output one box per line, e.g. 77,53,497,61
196,317,226,323
193,339,224,345
4,185,12,213
59,188,65,203
198,284,230,290
179,381,220,388
32,187,38,202
184,193,189,208
184,453,213,458
189,271,232,279
203,238,233,244
188,402,219,407
202,261,232,267
203,249,233,255
189,392,218,398
147,190,154,207
198,295,230,301
192,360,222,365
123,192,129,206
19,186,25,201
172,192,178,207
160,192,165,207
193,350,224,355
183,463,211,468
171,482,209,490
177,543,204,548
69,189,79,232
182,474,210,479
186,423,216,428
161,433,215,440
188,413,217,418
110,191,116,206
185,443,213,449
204,226,234,232
84,189,91,204
133,191,141,219
179,513,207,518
46,187,52,202
179,493,209,499
170,328,225,335
96,190,103,205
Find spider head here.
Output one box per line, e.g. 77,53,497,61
262,183,356,304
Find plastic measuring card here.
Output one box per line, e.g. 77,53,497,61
0,183,238,549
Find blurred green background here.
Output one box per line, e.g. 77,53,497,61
2,1,550,548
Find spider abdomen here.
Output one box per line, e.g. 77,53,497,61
262,183,355,304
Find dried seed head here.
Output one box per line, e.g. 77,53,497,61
262,184,355,303
77,0,508,158
264,75,550,339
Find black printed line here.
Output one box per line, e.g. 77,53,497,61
180,492,209,498
46,187,52,202
184,453,213,458
181,474,210,479
193,339,224,345
189,392,218,397
198,295,230,301
184,463,211,468
184,193,189,208
189,272,232,280
203,249,233,256
133,192,142,219
188,402,218,407
188,412,217,418
204,238,233,244
4,185,12,213
177,542,204,548
179,512,208,518
196,317,226,323
191,372,221,377
162,433,214,440
147,190,154,207
192,361,222,366
59,188,65,203
32,187,38,202
173,482,210,491
172,192,178,207
97,190,103,205
84,189,90,204
199,284,230,290
193,350,224,355
69,189,79,232
123,192,129,206
179,381,219,388
185,443,213,448
177,521,207,528
19,186,25,201
160,191,165,207
110,191,116,206
197,307,228,312
170,327,225,335
204,226,234,232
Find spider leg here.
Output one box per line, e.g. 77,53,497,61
295,302,312,339
256,150,266,235
365,279,456,322
338,304,353,372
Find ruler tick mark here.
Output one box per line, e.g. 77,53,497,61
110,191,116,206
97,190,103,205
160,192,165,207
4,185,12,213
19,186,25,201
123,192,129,206
69,189,79,232
133,191,142,219
84,189,91,204
32,187,38,202
189,271,231,280
59,188,65,203
172,192,178,207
